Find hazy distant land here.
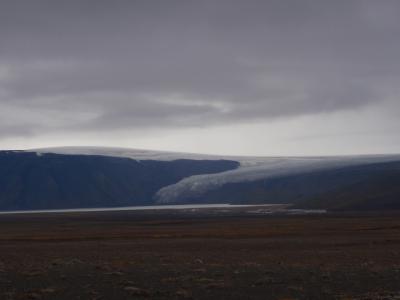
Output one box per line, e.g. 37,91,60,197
0,147,399,212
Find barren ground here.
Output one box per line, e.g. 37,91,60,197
0,209,399,300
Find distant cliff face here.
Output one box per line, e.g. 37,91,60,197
0,151,239,211
1,149,400,212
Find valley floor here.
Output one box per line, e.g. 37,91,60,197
0,209,400,300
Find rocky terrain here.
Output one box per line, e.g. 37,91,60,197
0,209,399,299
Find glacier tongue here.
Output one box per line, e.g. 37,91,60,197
155,155,400,203
30,146,400,204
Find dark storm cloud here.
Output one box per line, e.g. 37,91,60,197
0,0,399,138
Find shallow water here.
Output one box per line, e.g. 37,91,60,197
0,203,285,215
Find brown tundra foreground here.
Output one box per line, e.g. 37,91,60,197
0,207,400,300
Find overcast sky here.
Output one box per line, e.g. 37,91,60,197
0,0,399,156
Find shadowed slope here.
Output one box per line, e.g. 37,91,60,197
0,151,238,211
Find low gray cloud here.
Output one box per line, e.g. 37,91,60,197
0,0,399,139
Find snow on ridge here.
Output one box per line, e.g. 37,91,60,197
30,146,400,164
155,154,400,203
29,147,400,204
30,146,222,161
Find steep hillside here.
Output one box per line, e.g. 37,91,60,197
164,161,400,211
1,147,399,212
0,151,238,211
293,162,400,211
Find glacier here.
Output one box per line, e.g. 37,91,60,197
32,147,400,204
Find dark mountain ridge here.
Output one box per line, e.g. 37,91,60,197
0,151,239,211
1,149,400,212
176,161,400,211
